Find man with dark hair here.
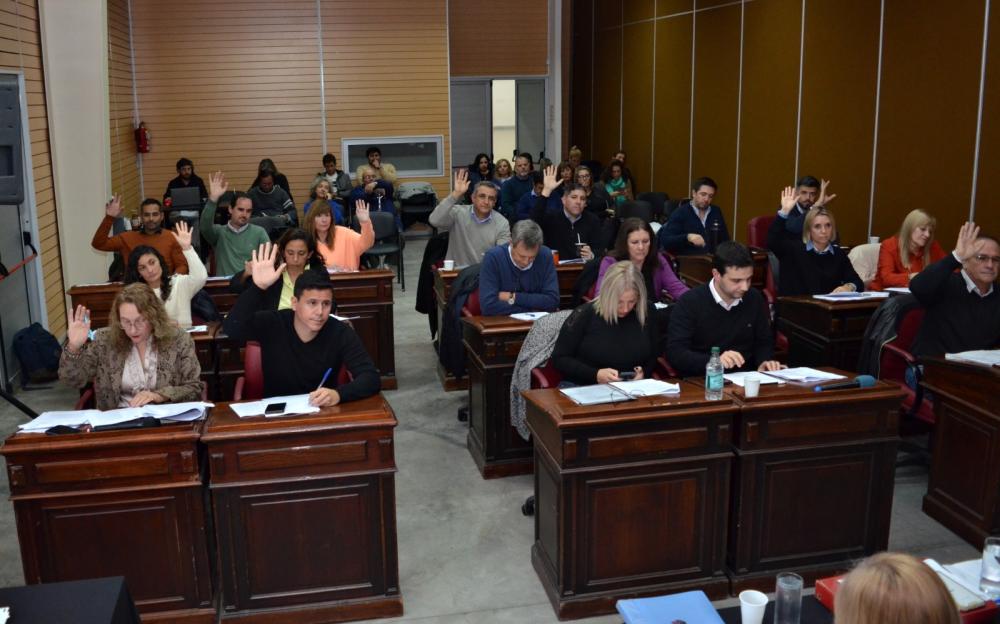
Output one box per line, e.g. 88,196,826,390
247,171,296,237
429,169,510,267
772,176,838,246
223,242,380,406
92,195,189,274
667,241,783,377
514,170,559,222
200,171,270,276
317,153,352,202
163,157,208,205
532,165,603,261
479,219,559,316
910,221,1000,358
356,146,398,186
658,176,730,255
500,153,535,221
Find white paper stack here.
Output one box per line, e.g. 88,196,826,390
229,394,320,418
945,350,1000,367
763,367,846,383
510,311,548,321
723,371,781,387
20,401,212,432
813,291,890,302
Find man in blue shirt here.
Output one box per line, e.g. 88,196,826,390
658,176,730,255
499,153,534,221
479,219,560,315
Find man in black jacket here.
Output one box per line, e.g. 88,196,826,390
223,244,380,405
532,165,603,261
667,241,784,377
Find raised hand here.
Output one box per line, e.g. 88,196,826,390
541,164,564,197
208,171,229,203
355,200,371,223
779,186,797,215
451,168,470,199
105,194,123,218
815,179,837,207
172,221,193,250
954,221,984,261
67,304,92,352
249,242,286,290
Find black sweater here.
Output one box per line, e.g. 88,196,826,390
767,216,863,295
666,283,774,378
551,303,659,385
222,284,380,401
910,253,1000,357
532,195,605,260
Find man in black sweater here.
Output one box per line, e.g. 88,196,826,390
667,241,784,377
911,221,1000,357
532,165,604,260
223,244,380,405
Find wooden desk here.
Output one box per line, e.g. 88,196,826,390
676,251,769,290
775,296,883,371
725,373,903,591
555,262,585,308
523,384,737,619
462,315,534,478
68,269,398,391
921,357,1000,548
202,397,402,623
1,422,215,623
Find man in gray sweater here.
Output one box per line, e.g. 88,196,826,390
429,169,511,267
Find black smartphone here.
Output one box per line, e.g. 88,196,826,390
618,371,636,381
264,402,286,415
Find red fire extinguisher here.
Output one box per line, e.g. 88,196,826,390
135,121,150,153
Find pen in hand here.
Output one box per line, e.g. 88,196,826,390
316,367,333,391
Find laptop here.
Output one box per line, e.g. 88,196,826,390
169,186,202,212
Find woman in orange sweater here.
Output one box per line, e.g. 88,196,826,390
303,198,375,271
869,208,946,290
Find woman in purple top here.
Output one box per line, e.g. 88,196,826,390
596,217,688,302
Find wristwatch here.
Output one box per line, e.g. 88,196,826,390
508,292,516,306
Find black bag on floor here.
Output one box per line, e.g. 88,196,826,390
12,322,62,387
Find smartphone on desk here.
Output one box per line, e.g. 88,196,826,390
264,402,286,416
618,371,636,381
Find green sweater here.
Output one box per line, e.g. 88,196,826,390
200,200,270,276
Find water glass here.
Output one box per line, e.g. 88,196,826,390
442,259,455,271
774,572,803,624
744,377,761,398
980,536,1000,597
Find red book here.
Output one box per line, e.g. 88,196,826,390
814,574,999,623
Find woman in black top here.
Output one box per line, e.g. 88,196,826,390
767,202,864,296
551,261,659,385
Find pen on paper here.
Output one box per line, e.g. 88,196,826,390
316,368,333,391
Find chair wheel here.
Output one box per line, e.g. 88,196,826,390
521,495,535,516
457,406,469,422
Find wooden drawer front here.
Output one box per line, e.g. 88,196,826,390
335,281,388,304
237,441,368,473
742,402,894,449
9,448,197,493
587,427,709,461
36,452,171,484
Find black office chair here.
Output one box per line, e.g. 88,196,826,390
616,200,654,224
399,187,438,234
636,192,669,222
361,212,405,290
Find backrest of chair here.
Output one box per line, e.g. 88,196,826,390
462,288,482,317
617,200,653,224
530,360,563,389
879,307,926,383
848,243,881,286
747,214,776,249
242,341,264,401
367,210,396,240
636,192,669,220
337,364,353,385
581,281,597,303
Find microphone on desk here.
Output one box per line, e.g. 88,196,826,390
814,375,876,392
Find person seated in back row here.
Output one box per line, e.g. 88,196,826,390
551,261,659,386
667,241,783,378
223,250,380,406
868,208,946,291
429,168,511,267
92,195,189,276
658,176,730,255
200,171,271,277
767,188,863,296
479,219,559,316
768,176,837,247
229,234,328,311
532,165,603,262
514,171,559,222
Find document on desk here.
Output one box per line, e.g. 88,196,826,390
945,349,1000,367
18,411,92,432
764,367,846,383
885,286,911,294
560,380,680,405
186,324,209,333
724,371,781,386
616,590,723,624
230,394,320,418
608,379,680,397
510,311,548,321
21,402,213,432
557,258,586,265
812,291,890,302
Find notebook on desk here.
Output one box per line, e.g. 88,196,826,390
616,590,723,624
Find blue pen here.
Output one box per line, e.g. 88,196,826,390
316,367,333,390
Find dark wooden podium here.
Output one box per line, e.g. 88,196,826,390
523,383,737,619
726,373,903,591
1,422,215,623
462,315,534,478
202,397,402,623
776,296,883,371
922,357,1000,548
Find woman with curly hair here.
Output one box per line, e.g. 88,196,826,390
60,283,202,409
124,222,207,328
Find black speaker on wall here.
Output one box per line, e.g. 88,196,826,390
0,75,23,205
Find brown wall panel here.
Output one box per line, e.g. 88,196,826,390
1,0,65,336
690,3,740,210
571,0,595,153
108,0,141,213
591,25,622,162
595,0,623,27
651,13,692,198
620,21,654,193
449,0,547,77
974,4,1000,239
734,0,800,242
657,0,693,17
873,0,984,247
624,0,655,23
798,0,880,246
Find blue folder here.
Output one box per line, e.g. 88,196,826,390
616,590,724,624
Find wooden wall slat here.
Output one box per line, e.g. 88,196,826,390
448,0,548,77
651,13,692,199
591,25,622,163
620,21,653,193
974,4,1000,239
570,0,594,155
108,0,141,213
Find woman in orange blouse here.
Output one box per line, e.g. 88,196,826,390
869,208,946,290
303,198,375,272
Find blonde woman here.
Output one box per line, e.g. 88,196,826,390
835,552,959,624
869,209,947,290
550,261,658,385
493,158,513,185
60,283,201,409
303,198,374,271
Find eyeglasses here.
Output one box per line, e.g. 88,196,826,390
119,317,148,331
974,254,1000,265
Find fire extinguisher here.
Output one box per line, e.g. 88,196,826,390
134,121,150,153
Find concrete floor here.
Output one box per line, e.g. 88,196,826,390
0,237,979,623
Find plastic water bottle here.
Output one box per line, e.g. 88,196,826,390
705,346,724,400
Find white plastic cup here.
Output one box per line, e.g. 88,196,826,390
744,377,761,398
868,236,880,245
442,259,455,270
739,589,768,624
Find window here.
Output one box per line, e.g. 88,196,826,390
342,136,444,179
